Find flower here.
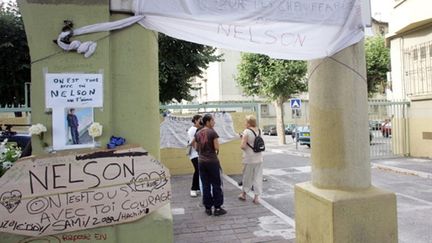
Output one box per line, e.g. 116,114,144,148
0,142,22,177
28,123,48,148
29,123,47,136
88,122,103,138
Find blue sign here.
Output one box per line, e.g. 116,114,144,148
290,98,301,109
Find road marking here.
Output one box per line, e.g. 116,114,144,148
267,148,311,158
254,216,296,240
395,193,432,207
222,174,296,228
171,208,185,215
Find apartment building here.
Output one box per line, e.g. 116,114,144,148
386,0,432,157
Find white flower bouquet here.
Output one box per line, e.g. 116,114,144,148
29,123,47,136
88,122,103,138
0,139,22,177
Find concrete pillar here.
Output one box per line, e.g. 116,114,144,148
310,40,370,190
5,1,173,242
295,41,398,242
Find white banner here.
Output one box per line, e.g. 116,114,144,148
135,0,365,60
45,73,103,108
160,113,239,149
63,0,368,60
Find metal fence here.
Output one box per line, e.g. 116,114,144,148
368,99,410,159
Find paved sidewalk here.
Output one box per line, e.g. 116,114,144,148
170,135,432,242
171,175,295,243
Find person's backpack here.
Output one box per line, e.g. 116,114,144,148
247,128,265,153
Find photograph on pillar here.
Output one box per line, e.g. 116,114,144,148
44,72,103,150
63,107,94,146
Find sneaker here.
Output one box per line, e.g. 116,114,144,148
190,190,198,197
205,208,212,216
214,208,227,216
195,190,201,196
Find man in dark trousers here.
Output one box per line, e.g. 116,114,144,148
67,108,79,144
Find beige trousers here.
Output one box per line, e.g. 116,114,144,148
242,163,263,195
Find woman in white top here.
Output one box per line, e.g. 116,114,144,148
187,114,202,197
238,115,263,204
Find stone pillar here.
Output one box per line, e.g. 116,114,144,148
295,41,398,242
8,1,172,242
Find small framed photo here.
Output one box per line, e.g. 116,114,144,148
52,107,95,150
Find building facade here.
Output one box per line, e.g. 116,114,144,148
190,48,309,129
386,0,432,157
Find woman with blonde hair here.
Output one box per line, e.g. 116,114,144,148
238,115,263,204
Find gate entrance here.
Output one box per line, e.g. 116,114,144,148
368,99,410,158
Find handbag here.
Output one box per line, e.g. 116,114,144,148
186,144,192,156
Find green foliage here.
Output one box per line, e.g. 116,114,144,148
158,34,222,103
0,5,222,105
365,36,390,95
0,2,30,106
236,53,307,102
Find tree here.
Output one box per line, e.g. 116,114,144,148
236,53,307,144
365,35,390,96
0,2,30,107
158,34,222,103
0,4,222,106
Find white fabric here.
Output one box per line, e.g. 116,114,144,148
54,0,367,60
160,113,238,149
56,16,145,58
135,0,366,60
187,126,199,159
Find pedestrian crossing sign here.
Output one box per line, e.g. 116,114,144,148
290,98,301,109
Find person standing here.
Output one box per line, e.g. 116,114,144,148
238,115,263,204
195,113,227,216
187,114,202,197
67,108,80,144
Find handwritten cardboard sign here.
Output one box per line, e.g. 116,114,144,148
45,73,103,108
0,146,171,236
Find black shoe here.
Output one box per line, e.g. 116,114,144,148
205,208,212,216
238,181,243,186
214,208,227,216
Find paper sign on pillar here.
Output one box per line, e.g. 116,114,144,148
45,73,103,151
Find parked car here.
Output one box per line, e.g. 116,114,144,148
292,125,311,147
369,120,382,130
269,126,277,136
285,124,296,135
381,121,392,137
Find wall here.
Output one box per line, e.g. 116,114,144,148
409,100,432,157
161,112,254,175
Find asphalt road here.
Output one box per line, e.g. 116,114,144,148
229,136,432,243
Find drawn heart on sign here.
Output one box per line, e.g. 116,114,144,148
0,190,22,213
127,171,168,192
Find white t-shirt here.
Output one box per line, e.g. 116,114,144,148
187,126,199,159
242,128,263,164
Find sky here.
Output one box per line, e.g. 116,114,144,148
370,0,393,22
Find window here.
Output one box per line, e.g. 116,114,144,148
260,104,269,116
413,48,418,61
403,41,432,96
420,46,426,59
